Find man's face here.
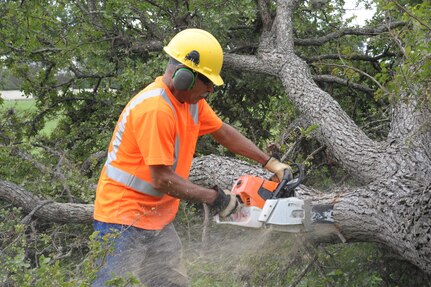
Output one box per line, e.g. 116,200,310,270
182,73,215,104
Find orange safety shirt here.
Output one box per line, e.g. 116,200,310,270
93,77,223,230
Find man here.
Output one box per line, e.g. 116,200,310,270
92,28,290,286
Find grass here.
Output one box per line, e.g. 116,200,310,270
1,99,35,110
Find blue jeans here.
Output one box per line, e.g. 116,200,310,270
92,220,189,287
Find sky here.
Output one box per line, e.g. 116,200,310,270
343,0,376,26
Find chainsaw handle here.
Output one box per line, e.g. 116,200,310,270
271,163,304,199
285,163,305,196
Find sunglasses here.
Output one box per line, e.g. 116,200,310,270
196,73,212,86
196,72,222,93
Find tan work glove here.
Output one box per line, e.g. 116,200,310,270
210,186,239,218
263,157,292,182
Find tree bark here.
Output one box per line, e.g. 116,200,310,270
334,179,431,274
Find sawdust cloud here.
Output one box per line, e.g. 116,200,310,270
182,225,305,285
181,223,341,285
100,224,339,285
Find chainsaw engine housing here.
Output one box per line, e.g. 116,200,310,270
214,174,309,232
232,175,278,208
215,166,335,233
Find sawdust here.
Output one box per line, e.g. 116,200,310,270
102,223,342,285
182,225,306,285
182,223,343,285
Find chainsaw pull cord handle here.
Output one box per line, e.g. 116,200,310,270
271,163,304,199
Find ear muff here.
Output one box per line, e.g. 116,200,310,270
172,67,196,90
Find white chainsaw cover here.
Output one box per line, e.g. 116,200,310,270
214,205,263,228
259,198,305,226
215,197,306,233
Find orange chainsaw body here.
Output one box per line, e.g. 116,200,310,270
231,175,278,209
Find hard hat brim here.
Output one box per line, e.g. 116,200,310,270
209,74,224,86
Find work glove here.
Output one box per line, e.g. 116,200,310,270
209,186,239,218
263,157,292,182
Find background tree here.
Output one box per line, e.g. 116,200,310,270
1,0,430,286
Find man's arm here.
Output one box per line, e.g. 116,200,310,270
211,123,270,165
212,123,292,181
149,165,217,203
149,165,238,216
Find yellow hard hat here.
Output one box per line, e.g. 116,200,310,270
163,28,224,86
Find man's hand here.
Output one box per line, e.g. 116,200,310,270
210,186,238,218
263,157,292,182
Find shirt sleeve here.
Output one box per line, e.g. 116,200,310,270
133,108,176,166
198,99,223,136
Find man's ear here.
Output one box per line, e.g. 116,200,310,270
172,67,196,90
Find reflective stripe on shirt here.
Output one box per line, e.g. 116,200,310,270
105,164,163,197
190,103,198,125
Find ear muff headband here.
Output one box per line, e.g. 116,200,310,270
172,67,196,90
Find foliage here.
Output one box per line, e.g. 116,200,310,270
0,68,21,90
294,0,393,140
208,71,293,149
1,99,59,135
0,206,97,286
374,0,431,107
0,204,150,287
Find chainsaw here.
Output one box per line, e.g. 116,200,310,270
215,164,334,233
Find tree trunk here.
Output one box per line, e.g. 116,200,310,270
334,179,431,274
225,0,431,274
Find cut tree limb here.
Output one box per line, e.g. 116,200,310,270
0,179,93,224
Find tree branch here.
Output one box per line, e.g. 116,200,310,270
390,0,431,31
257,0,273,32
274,0,299,52
304,51,397,63
313,63,389,95
313,74,375,94
294,21,406,46
288,252,318,287
0,179,93,224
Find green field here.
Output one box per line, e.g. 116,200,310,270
1,99,35,110
1,99,59,135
